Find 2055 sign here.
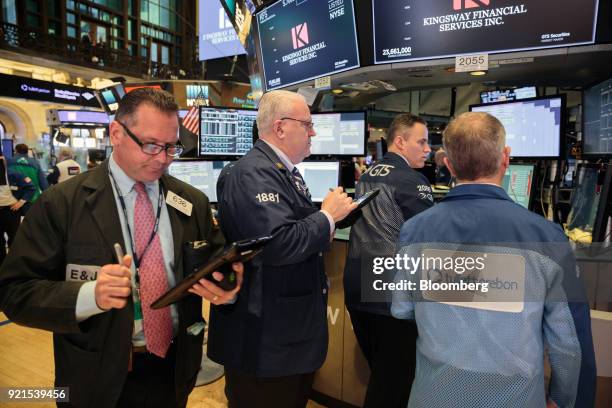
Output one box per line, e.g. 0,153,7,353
455,54,489,73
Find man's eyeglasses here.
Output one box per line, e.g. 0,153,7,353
280,117,314,131
116,121,184,157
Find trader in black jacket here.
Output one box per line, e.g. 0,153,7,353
0,88,243,408
208,89,357,408
344,113,433,408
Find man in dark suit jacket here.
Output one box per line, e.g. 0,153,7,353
208,90,356,408
0,88,242,408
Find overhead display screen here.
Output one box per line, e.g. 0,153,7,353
310,111,366,156
256,0,360,90
199,0,246,60
470,96,564,158
373,0,599,64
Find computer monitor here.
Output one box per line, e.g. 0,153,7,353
502,164,535,209
310,111,367,157
583,77,612,157
295,161,340,203
199,107,257,157
470,95,564,158
566,163,606,242
480,86,538,104
95,83,126,114
167,159,230,203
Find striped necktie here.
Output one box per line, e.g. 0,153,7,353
291,167,311,199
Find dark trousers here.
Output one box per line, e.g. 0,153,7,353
225,369,314,408
116,345,189,408
0,206,20,265
348,308,418,408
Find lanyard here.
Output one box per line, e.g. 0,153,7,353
109,170,163,284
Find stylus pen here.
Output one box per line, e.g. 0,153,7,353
114,243,125,264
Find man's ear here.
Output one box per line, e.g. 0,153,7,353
272,119,285,140
502,146,511,169
443,156,457,177
109,121,122,146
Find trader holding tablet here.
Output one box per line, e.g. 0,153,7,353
0,88,242,408
209,90,356,408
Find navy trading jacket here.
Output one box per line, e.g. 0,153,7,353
344,152,433,315
208,140,330,377
392,184,596,408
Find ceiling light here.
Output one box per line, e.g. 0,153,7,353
469,70,487,76
331,88,344,94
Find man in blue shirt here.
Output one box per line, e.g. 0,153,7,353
392,112,596,408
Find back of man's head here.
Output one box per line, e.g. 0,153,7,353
114,88,178,126
443,112,505,181
434,149,447,166
386,113,427,146
58,147,74,161
256,90,306,136
15,143,29,155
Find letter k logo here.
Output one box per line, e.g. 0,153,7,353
453,0,490,10
291,22,309,49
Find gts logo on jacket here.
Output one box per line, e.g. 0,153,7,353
365,164,394,177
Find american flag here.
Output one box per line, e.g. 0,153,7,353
182,90,207,134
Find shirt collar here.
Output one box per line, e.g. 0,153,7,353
108,153,158,194
386,151,412,168
261,139,295,172
445,183,512,202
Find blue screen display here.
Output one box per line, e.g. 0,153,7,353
199,0,246,61
256,0,360,90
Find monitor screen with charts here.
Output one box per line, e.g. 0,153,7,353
167,160,230,202
295,161,340,203
480,86,537,104
470,95,564,158
502,164,535,209
199,107,257,156
310,112,366,157
583,77,612,156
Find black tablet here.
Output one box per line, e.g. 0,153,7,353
335,189,380,229
151,236,272,309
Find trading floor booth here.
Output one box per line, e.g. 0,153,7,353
45,109,110,169
204,0,612,405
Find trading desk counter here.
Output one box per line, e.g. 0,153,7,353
310,231,369,407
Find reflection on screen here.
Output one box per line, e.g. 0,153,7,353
583,77,612,155
199,108,256,156
168,160,230,202
502,164,534,209
310,112,365,156
471,96,562,157
295,161,340,202
567,165,603,235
